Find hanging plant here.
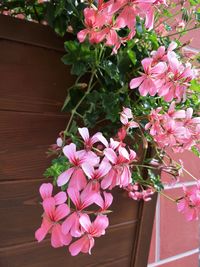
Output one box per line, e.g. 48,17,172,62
1,0,200,257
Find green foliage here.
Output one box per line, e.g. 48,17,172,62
44,156,70,185
190,79,200,93
62,41,95,76
148,169,164,192
191,146,200,158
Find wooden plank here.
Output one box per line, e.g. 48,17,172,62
0,180,139,248
0,40,75,113
0,222,137,267
130,193,158,267
0,15,66,51
0,111,68,181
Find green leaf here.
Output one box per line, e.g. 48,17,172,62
101,92,120,122
190,79,200,92
191,146,200,158
127,50,137,65
62,41,95,75
44,156,70,185
62,85,84,111
148,169,163,191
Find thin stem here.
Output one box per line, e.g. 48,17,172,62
142,181,177,203
159,191,177,202
172,159,198,181
166,25,199,37
65,70,96,132
131,164,157,170
155,10,182,27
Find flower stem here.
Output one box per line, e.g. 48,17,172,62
65,70,96,133
159,191,177,202
172,159,198,181
166,25,199,37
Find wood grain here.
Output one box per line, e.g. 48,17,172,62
0,222,137,267
0,40,75,113
0,180,139,248
0,15,66,51
0,111,68,181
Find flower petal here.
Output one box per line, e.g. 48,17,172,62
82,163,94,179
129,76,145,89
54,204,70,222
79,214,91,232
57,167,74,187
63,143,76,163
39,183,53,200
69,235,89,256
54,191,67,205
78,127,90,142
104,148,117,164
35,218,53,242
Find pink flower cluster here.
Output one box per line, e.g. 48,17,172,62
145,102,200,152
177,181,200,221
35,124,153,255
130,43,196,101
77,0,165,53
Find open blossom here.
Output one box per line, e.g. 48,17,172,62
130,58,167,96
177,182,200,221
102,147,136,189
39,183,67,205
77,0,165,52
78,127,107,150
35,198,71,248
57,143,98,190
62,187,97,237
120,107,139,129
82,159,112,194
95,191,113,212
69,214,109,256
129,43,196,101
146,105,200,152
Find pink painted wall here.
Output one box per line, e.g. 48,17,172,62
148,14,200,265
148,151,200,267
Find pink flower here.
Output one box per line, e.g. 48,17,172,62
35,198,71,247
95,191,113,212
62,187,97,237
120,107,139,129
183,108,200,126
177,183,200,221
82,160,111,180
129,58,166,96
102,147,136,189
57,143,90,190
146,105,200,152
81,159,112,194
69,214,109,256
78,127,108,150
166,102,186,119
39,183,67,204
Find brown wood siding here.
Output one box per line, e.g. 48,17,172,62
0,15,156,267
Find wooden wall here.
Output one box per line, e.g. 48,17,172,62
0,15,156,267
